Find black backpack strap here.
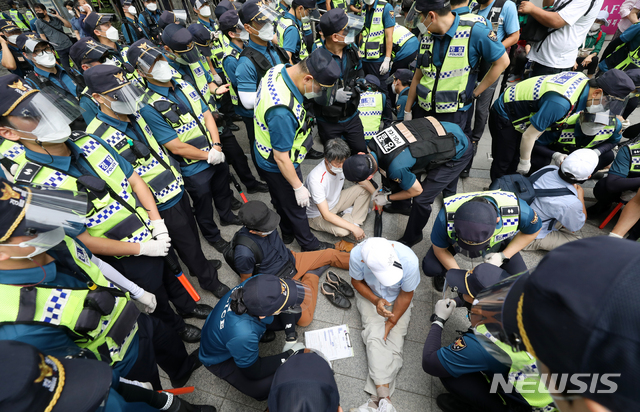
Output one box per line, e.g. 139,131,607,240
240,47,273,80
233,233,264,275
529,167,575,198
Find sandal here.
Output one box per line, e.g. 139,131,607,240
326,271,355,298
320,282,351,309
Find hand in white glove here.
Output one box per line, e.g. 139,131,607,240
137,239,171,257
134,291,157,313
335,87,353,103
403,110,413,121
551,152,567,166
207,148,225,165
287,342,306,353
373,191,390,207
592,148,601,157
379,57,392,75
150,219,170,241
516,158,531,175
434,298,456,322
484,252,505,267
213,73,223,85
294,185,311,208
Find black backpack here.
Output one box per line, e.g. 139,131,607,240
520,0,596,47
489,168,574,205
223,233,264,276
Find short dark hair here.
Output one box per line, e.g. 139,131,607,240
298,57,309,74
324,139,351,162
33,3,46,11
398,78,411,87
434,5,451,16
588,78,599,89
450,0,467,6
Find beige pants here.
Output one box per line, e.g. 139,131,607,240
308,184,370,238
355,292,413,396
524,227,580,251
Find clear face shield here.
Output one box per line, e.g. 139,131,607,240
312,81,337,106
578,110,610,136
606,94,631,117
275,280,313,315
173,10,188,25
172,42,202,64
135,44,165,72
344,13,364,38
251,4,281,27
100,82,151,115
404,3,424,29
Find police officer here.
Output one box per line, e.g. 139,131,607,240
389,68,413,121
192,0,226,81
314,8,367,154
127,39,240,254
275,0,317,64
489,69,635,180
404,0,509,133
0,19,33,77
138,0,162,44
421,190,542,291
599,17,640,73
423,264,555,412
199,274,307,401
253,48,340,251
470,237,640,411
236,0,289,162
2,0,31,30
121,0,145,45
0,74,203,343
389,23,418,74
359,0,394,86
342,117,471,247
358,74,387,140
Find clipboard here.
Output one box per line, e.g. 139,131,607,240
304,324,354,361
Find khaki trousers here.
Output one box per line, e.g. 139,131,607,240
524,228,580,251
308,185,370,238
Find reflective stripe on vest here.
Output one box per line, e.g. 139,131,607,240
503,72,588,132
85,115,184,205
418,20,478,113
332,0,348,9
475,326,556,410
360,0,387,60
146,80,211,166
555,113,617,151
444,191,520,247
9,9,29,30
0,237,139,364
254,65,312,165
392,24,415,59
188,59,212,105
275,17,309,63
0,138,26,165
221,39,240,105
359,91,384,140
629,141,640,173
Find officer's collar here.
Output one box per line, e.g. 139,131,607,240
24,144,77,171
34,64,61,79
147,79,174,97
96,111,130,133
198,18,212,29
279,65,304,106
399,86,409,95
0,260,58,286
452,6,470,15
444,13,461,38
248,38,268,52
283,11,301,27
229,40,242,52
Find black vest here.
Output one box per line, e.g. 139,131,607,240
239,44,289,83
313,44,362,121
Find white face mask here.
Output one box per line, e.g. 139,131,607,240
590,23,600,32
4,227,66,260
330,165,343,174
105,26,120,42
300,9,310,24
146,3,157,12
33,51,57,68
128,5,137,14
257,22,274,42
303,82,321,99
239,28,250,41
258,229,275,236
103,56,118,66
586,98,606,114
418,16,432,35
7,34,18,44
149,59,173,82
15,119,71,144
363,0,375,5
199,5,211,17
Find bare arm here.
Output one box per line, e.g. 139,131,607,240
390,290,413,324
40,33,48,41
502,30,519,49
502,230,541,258
518,1,567,29
351,277,380,305
433,244,460,270
384,26,393,58
474,52,509,97
163,138,209,161
274,149,303,189
388,179,422,201
575,184,587,218
128,172,161,220
77,230,141,256
317,199,364,239
405,69,423,113
54,13,72,28
0,38,17,71
629,8,640,24
326,0,331,10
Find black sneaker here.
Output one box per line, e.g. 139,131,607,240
246,181,269,193
231,197,243,210
177,324,201,343
227,123,240,131
382,204,412,216
219,215,242,226
397,234,423,248
306,148,324,160
432,275,445,293
208,238,230,253
282,233,295,244
436,393,485,412
260,330,276,343
178,304,213,319
459,169,470,178
209,282,231,299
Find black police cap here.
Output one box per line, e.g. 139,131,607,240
215,0,240,18
0,19,20,32
416,0,450,12
596,68,636,98
293,0,316,8
219,9,240,32
393,68,413,84
162,23,194,50
0,74,39,118
70,37,110,65
126,38,163,67
188,23,213,56
15,32,50,53
159,10,178,29
306,47,340,87
83,64,130,96
319,8,348,37
239,0,262,24
84,12,111,33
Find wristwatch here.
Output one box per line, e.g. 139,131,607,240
430,313,447,325
212,142,223,147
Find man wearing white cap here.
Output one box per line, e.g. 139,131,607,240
349,237,420,412
524,148,598,251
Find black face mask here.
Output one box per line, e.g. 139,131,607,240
36,12,46,18
477,0,492,4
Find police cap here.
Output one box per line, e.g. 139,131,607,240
83,12,112,34
364,74,381,90
83,64,129,96
219,9,240,32
294,0,316,9
0,73,38,118
596,69,635,99
242,275,303,317
188,23,213,57
320,8,348,37
342,153,376,182
415,0,450,13
239,0,264,24
446,263,508,298
306,47,340,87
162,23,193,50
215,0,241,19
159,10,178,29
392,68,413,84
0,19,20,33
15,32,51,53
70,37,111,65
453,197,498,253
127,38,164,68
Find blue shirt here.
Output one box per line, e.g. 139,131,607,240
138,9,160,32
431,197,542,249
396,86,410,120
29,17,38,34
236,39,284,117
600,22,640,71
609,146,634,178
437,332,508,377
254,65,304,173
362,0,395,62
140,80,210,177
349,240,420,302
70,15,89,38
199,279,274,367
94,111,184,211
0,43,33,77
233,227,295,276
280,12,303,57
223,40,242,95
122,16,142,45
371,121,469,191
475,0,520,43
395,36,419,61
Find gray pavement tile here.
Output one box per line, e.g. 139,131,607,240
179,388,225,410
224,385,268,410
219,398,264,412
405,299,432,344
332,323,369,380
334,374,369,411
395,340,432,397
188,364,231,398
387,389,432,412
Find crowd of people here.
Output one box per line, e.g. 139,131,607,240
0,0,639,411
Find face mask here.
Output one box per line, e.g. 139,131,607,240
300,9,310,24
15,119,71,144
146,3,157,12
330,165,343,174
418,16,432,35
344,34,355,43
258,229,275,236
7,34,18,44
303,82,321,99
149,59,173,82
257,23,274,42
284,0,293,6
128,5,137,14
391,84,397,94
36,12,46,18
586,98,606,114
103,56,118,66
33,51,57,68
105,26,120,42
363,0,375,5
590,23,600,32
108,99,137,115
239,28,250,41
200,5,211,17
4,227,66,259
580,121,604,136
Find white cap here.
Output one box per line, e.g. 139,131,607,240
597,10,609,26
561,149,599,181
360,238,403,287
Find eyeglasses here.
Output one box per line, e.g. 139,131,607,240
33,46,54,56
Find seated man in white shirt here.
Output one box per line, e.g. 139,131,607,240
525,149,597,251
349,237,420,412
305,139,375,241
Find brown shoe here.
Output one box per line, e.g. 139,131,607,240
334,239,355,252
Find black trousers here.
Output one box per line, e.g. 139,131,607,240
242,116,258,167
440,373,516,412
362,60,393,126
422,245,528,278
124,314,193,390
489,108,522,181
258,166,319,250
575,55,599,75
530,148,615,175
531,62,573,77
98,254,188,333
160,193,223,293
57,46,73,74
317,115,367,154
412,105,472,138
395,137,473,244
183,162,236,244
219,125,261,190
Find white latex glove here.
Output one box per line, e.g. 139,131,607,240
150,219,170,241
288,342,306,353
379,57,392,75
516,158,531,175
373,192,390,207
403,111,412,121
294,185,310,207
551,152,567,166
207,148,225,165
434,298,456,322
621,118,631,130
335,87,353,103
592,148,601,157
484,252,505,267
137,239,171,257
134,291,157,313
213,74,223,85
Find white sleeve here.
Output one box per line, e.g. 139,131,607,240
556,0,595,26
91,255,145,298
306,172,327,205
239,91,258,109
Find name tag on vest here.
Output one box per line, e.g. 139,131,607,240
75,244,91,266
549,72,575,85
98,155,118,176
189,91,200,100
448,46,465,57
360,97,376,107
114,139,128,151
373,127,404,154
194,66,204,77
494,232,513,243
631,149,640,156
373,17,381,24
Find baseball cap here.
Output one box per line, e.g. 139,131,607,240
238,200,281,232
83,12,112,33
307,47,340,87
360,238,403,287
390,68,413,84
342,153,376,182
0,340,112,412
242,275,310,316
559,148,599,181
596,10,609,25
446,263,508,299
15,32,52,53
453,197,498,253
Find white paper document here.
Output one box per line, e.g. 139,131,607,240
304,324,354,361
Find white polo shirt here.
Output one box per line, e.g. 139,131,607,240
305,161,345,219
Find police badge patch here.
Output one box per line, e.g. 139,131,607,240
451,336,467,351
530,211,539,224
488,31,498,41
